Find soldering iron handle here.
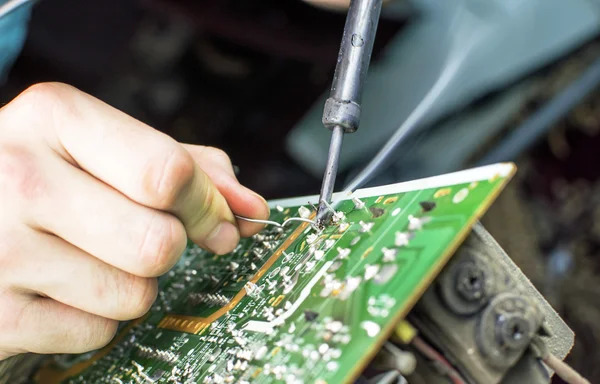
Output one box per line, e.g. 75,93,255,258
322,0,383,134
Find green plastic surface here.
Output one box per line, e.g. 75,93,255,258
32,166,513,384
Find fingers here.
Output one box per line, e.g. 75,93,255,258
0,83,278,359
183,145,270,237
3,83,268,255
24,150,186,277
5,83,239,254
6,230,157,321
0,294,118,356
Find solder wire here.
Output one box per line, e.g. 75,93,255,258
234,215,316,228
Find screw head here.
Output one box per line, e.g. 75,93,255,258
456,263,486,301
496,314,531,350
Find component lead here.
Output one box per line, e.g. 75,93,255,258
352,197,366,210
395,232,411,247
381,247,398,262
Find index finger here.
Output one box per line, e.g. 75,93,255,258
9,82,239,254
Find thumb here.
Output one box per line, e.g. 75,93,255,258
183,145,270,237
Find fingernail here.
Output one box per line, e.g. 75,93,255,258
205,222,240,255
246,188,270,217
258,195,270,215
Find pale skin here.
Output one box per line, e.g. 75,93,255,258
0,0,351,361
0,83,270,360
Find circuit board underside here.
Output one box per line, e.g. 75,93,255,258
32,163,515,384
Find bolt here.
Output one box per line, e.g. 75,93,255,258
456,263,486,301
496,315,531,350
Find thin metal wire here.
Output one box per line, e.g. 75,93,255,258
235,215,317,228
234,216,281,227
282,217,318,227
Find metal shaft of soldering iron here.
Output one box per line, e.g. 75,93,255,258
317,0,383,225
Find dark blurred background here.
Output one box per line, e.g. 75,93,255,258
3,0,600,382
0,0,406,199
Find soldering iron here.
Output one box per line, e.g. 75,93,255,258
316,0,384,226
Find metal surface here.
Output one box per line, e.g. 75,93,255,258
317,125,344,223
323,0,382,131
410,222,575,384
234,214,316,228
317,0,383,225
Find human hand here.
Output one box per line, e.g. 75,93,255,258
0,83,269,360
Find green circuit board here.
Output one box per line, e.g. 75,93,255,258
32,164,515,384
